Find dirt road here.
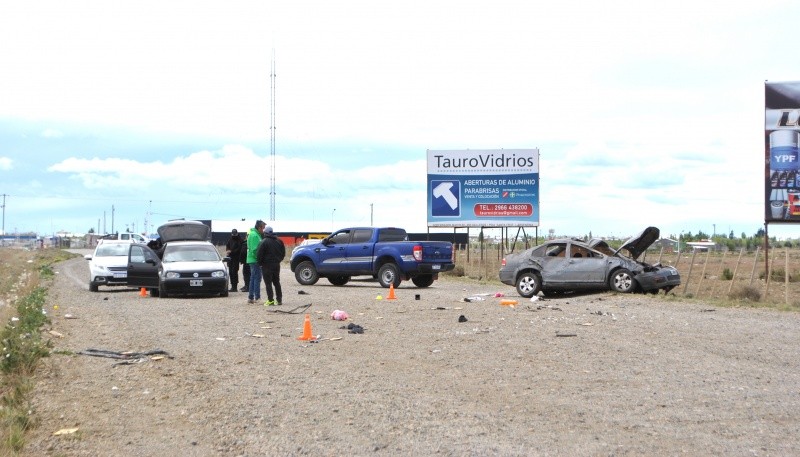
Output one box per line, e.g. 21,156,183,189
22,253,800,456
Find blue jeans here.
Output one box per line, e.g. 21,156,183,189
248,263,262,300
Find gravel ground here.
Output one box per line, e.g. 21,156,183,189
20,252,800,456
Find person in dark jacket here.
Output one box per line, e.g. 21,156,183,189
225,229,243,292
256,225,286,306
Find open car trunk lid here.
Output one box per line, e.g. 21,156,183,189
157,220,212,243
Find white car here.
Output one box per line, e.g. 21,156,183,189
100,232,147,243
127,220,230,298
84,240,131,292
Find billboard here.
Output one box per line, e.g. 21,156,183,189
426,149,539,227
766,81,800,222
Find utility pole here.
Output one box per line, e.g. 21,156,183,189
1,194,6,236
269,48,277,221
111,205,115,234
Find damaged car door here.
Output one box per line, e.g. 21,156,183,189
556,242,608,286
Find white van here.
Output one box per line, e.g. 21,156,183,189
101,232,147,243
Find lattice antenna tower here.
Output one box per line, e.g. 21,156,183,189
269,49,277,221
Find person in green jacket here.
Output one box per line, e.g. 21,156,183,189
246,220,266,304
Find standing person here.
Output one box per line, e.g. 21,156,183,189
246,220,266,304
256,225,286,306
225,229,243,292
239,240,250,292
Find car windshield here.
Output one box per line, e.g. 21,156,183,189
95,244,129,257
162,245,220,262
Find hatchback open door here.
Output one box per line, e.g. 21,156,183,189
127,243,160,290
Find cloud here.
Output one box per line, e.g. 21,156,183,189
0,157,11,170
40,129,63,139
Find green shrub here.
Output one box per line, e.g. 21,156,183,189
721,268,733,280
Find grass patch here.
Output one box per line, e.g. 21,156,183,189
0,247,74,454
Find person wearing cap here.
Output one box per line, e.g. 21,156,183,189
245,220,266,304
256,225,286,306
225,229,243,292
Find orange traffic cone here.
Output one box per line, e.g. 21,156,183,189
387,283,397,300
139,287,148,297
297,314,317,341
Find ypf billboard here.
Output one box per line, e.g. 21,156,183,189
766,81,800,222
427,149,539,227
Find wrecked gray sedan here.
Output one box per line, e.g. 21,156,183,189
499,226,680,298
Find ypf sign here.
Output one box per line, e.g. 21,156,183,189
766,81,800,222
426,149,539,227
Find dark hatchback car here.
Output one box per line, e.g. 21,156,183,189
126,220,230,298
499,226,680,298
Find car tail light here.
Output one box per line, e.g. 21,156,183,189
501,258,507,266
413,245,423,262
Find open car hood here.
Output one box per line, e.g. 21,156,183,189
616,226,660,259
157,220,212,243
588,226,660,260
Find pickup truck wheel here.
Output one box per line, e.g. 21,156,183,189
411,274,434,288
377,263,401,288
328,275,350,286
295,261,320,286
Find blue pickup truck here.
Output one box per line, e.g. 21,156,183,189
289,227,455,288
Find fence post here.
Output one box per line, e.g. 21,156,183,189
786,248,790,306
727,248,745,296
711,250,728,298
749,246,760,287
682,249,697,295
695,250,711,297
765,246,777,302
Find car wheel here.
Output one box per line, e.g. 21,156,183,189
159,283,169,299
609,268,634,293
411,274,434,288
89,282,99,292
220,289,229,297
295,261,320,285
377,263,401,288
515,271,542,298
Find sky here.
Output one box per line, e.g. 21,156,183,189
1,0,799,241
